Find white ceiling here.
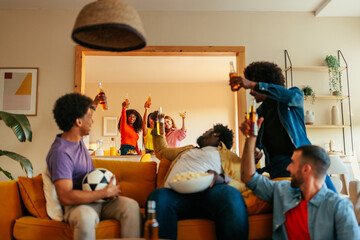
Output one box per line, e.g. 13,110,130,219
0,0,359,17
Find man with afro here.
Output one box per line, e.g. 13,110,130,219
230,61,335,191
46,93,141,239
146,123,248,240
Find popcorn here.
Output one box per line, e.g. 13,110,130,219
169,171,211,182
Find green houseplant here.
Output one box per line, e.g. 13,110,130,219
0,111,33,180
325,55,342,95
301,85,316,104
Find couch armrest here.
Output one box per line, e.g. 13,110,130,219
0,180,26,240
349,180,360,225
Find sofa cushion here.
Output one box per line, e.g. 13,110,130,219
13,216,120,240
93,160,157,208
18,174,49,219
242,189,272,215
0,180,25,240
42,170,64,221
157,159,171,187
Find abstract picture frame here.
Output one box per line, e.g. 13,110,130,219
0,68,39,116
103,116,118,136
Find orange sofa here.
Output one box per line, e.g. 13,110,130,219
0,159,272,240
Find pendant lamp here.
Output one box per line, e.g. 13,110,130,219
72,0,146,52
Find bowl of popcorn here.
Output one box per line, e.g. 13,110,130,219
168,171,214,194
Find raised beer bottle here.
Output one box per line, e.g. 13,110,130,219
144,200,159,240
246,99,258,137
146,94,152,105
97,82,108,110
156,107,165,136
230,61,240,91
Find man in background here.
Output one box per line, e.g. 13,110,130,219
230,61,336,191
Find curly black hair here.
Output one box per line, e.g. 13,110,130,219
244,61,285,86
53,93,93,132
213,124,234,149
118,109,143,133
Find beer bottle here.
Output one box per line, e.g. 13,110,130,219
156,107,165,136
144,200,159,240
230,61,240,91
246,99,258,137
97,82,108,110
124,93,129,105
146,94,151,106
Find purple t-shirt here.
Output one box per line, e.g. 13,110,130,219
46,134,94,190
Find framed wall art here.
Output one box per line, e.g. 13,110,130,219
103,116,118,136
0,68,39,116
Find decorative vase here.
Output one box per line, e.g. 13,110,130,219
331,106,340,125
305,110,315,125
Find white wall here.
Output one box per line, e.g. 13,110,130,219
0,9,359,181
85,82,234,150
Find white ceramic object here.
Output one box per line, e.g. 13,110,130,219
305,110,315,125
168,174,214,194
331,105,340,125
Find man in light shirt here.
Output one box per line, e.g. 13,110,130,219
240,118,360,240
147,123,248,240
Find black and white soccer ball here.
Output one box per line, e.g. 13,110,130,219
82,168,116,202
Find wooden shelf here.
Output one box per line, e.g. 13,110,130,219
283,66,346,72
305,95,348,100
305,125,350,129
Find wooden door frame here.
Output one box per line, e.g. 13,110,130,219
74,45,247,154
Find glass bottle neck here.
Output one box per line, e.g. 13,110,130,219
147,210,156,220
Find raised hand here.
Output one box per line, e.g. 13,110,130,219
229,76,256,90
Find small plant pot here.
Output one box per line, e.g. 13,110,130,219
332,91,341,96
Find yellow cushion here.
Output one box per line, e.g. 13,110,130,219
242,189,273,215
92,160,157,208
18,174,49,219
140,153,151,162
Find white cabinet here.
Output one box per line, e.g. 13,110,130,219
284,50,354,155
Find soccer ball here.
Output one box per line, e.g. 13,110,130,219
82,168,117,202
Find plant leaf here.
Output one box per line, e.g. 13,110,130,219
0,150,33,178
0,111,32,142
0,166,14,180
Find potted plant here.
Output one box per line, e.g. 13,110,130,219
301,85,316,104
325,55,342,95
0,111,33,180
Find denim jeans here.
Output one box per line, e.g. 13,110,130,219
146,184,249,240
120,144,135,155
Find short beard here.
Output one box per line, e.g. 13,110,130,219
290,174,303,188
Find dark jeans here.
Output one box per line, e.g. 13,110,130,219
261,154,337,193
120,144,135,155
146,184,249,240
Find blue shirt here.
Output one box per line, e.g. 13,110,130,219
255,83,311,177
247,172,360,240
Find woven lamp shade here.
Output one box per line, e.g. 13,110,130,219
72,0,146,52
